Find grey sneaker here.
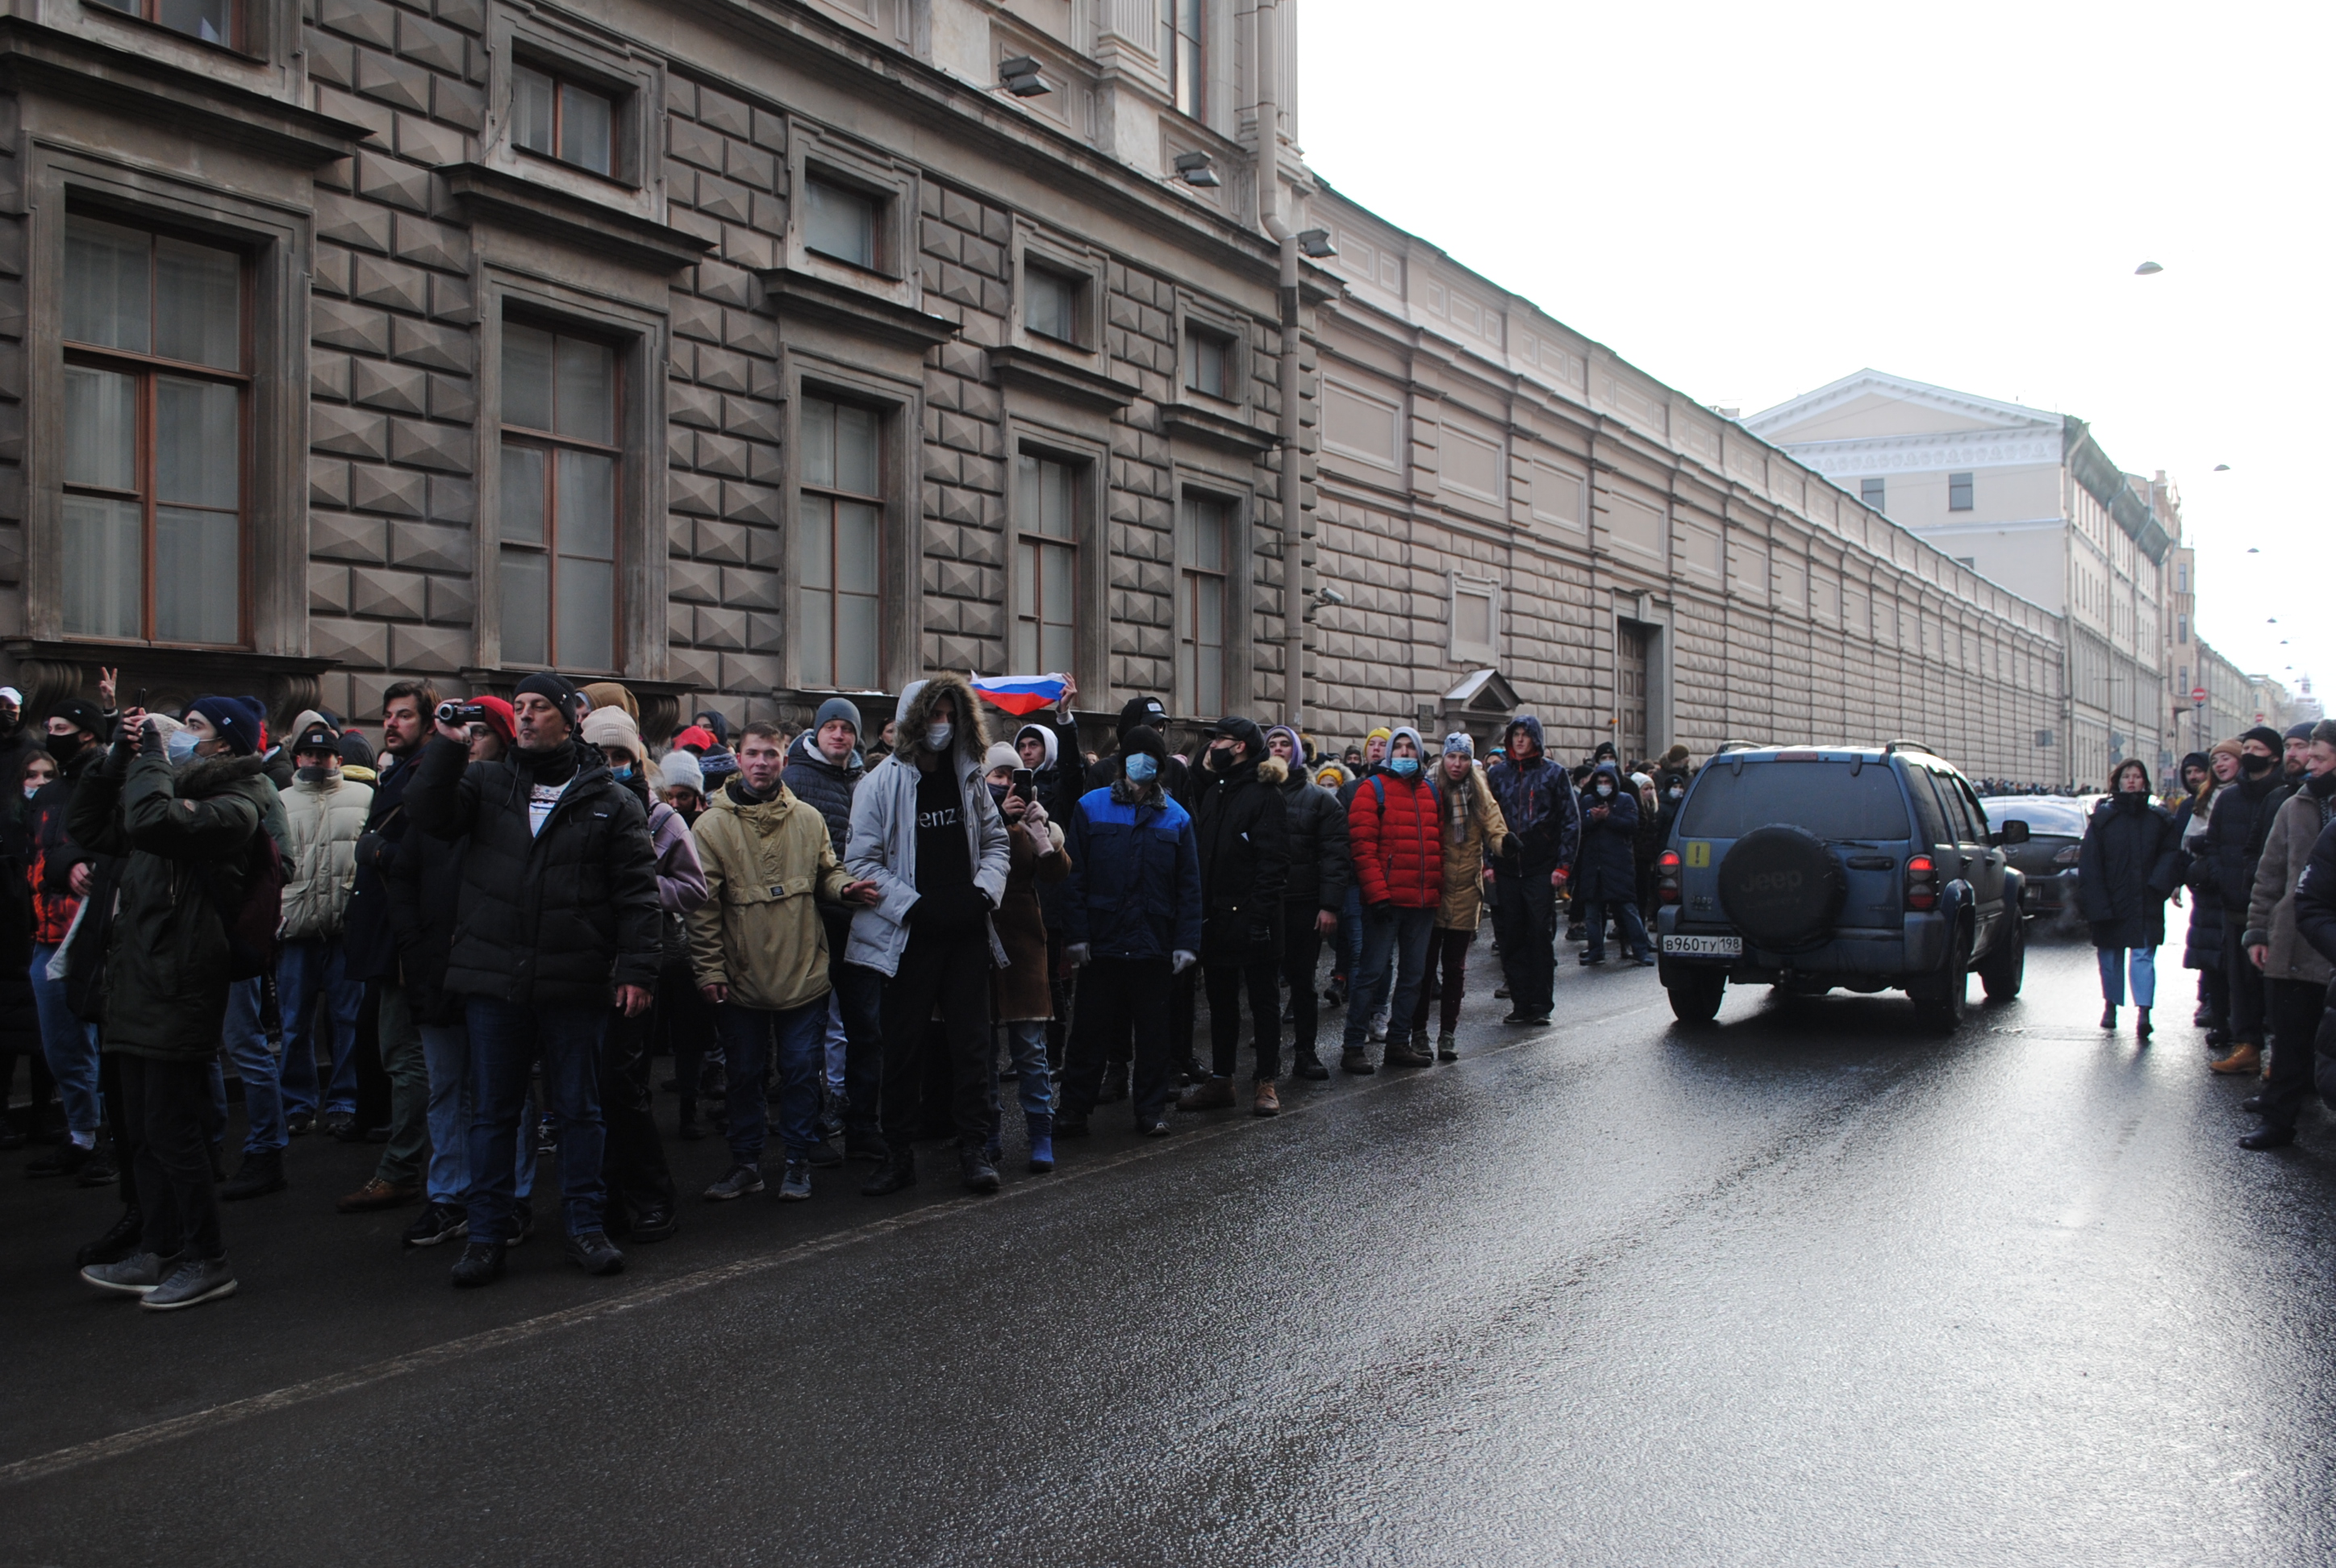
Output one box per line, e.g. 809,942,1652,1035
778,1161,811,1201
81,1250,181,1297
140,1256,237,1312
703,1164,764,1201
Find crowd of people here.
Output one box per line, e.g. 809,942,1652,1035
2079,719,2336,1152
0,671,1693,1310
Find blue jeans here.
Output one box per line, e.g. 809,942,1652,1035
1583,899,1652,961
992,1020,1056,1144
219,977,286,1154
420,1021,536,1209
1339,886,1364,979
716,998,828,1167
464,996,607,1241
1344,906,1436,1050
276,938,364,1118
2098,946,2156,1008
28,945,101,1140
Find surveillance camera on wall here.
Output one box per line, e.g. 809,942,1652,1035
1316,586,1347,607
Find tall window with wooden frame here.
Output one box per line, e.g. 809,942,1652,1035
60,214,247,647
498,320,620,672
1178,492,1230,716
798,395,882,690
511,63,619,177
1014,453,1077,675
1163,0,1203,118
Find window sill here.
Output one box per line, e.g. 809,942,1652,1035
443,163,710,274
761,265,959,351
989,344,1138,412
1162,398,1272,453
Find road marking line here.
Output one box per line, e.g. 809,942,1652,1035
0,999,1655,1487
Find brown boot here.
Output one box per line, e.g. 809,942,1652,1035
1176,1077,1237,1112
2209,1042,2263,1076
1252,1079,1280,1118
336,1176,421,1213
1383,1035,1433,1069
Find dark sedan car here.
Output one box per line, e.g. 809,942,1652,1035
1980,796,2087,926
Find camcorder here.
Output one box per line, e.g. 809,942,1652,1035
436,700,490,726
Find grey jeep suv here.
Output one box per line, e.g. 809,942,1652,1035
1652,744,2031,1028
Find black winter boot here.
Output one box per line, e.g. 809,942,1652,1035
219,1149,286,1202
860,1153,917,1197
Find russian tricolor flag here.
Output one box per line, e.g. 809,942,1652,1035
970,673,1067,716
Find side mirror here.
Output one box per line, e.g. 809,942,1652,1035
1993,820,2030,846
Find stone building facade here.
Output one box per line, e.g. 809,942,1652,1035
0,0,2068,780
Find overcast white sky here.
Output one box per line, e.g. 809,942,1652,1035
1300,1,2329,705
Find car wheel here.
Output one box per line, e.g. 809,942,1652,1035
1666,970,1725,1024
1912,937,1970,1032
1978,915,2025,1002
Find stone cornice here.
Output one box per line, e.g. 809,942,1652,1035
1776,429,2064,476
444,165,714,273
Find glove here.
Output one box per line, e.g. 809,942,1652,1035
137,718,165,757
353,831,389,872
1171,949,1196,975
1065,943,1091,969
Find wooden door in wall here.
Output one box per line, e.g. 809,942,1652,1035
1616,621,1650,764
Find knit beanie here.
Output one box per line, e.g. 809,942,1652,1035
467,696,517,747
49,697,106,739
674,725,717,754
984,741,1020,774
188,694,264,757
1120,724,1168,769
660,747,705,797
1365,726,1392,744
814,696,863,739
2242,724,2284,755
2209,737,2244,762
579,706,644,758
579,681,638,719
1442,732,1474,757
515,671,585,725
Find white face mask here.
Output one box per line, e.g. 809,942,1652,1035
927,722,953,752
22,780,42,799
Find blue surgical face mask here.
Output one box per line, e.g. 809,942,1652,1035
1124,753,1158,784
927,722,954,753
611,764,635,780
165,728,199,764
1388,756,1421,780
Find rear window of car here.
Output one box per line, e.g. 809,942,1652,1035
1678,761,1912,841
1979,798,2087,837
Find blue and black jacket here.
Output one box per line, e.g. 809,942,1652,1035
1063,784,1203,961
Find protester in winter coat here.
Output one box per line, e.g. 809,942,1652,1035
845,676,1013,1197
2077,761,2183,1036
406,672,662,1287
1483,715,1581,1025
2180,743,2240,1032
1409,736,1511,1060
1575,763,1653,966
386,701,538,1252
1011,694,1087,1077
2238,721,2336,1145
73,697,277,1312
2284,809,2336,1120
22,698,108,1176
579,703,703,1241
2196,726,2288,1071
1344,726,1444,1072
784,698,886,1160
1266,725,1349,1078
1082,694,1200,1082
690,721,873,1205
1057,725,1201,1138
982,743,1069,1172
1175,718,1291,1118
0,749,48,1174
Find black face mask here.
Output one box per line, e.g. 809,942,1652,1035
2308,770,2336,801
44,732,84,763
295,765,333,786
2242,753,2276,777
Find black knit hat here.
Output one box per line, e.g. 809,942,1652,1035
1117,695,1168,740
48,698,105,739
515,672,586,725
2243,724,2284,755
1120,724,1168,769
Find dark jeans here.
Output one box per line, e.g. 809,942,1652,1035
1412,927,1475,1037
2195,957,2230,1024
1583,899,1652,961
716,999,827,1166
2259,977,2325,1130
1282,907,1324,1054
120,1055,224,1261
833,954,886,1141
464,995,608,1241
656,953,717,1112
2224,920,2267,1045
878,928,995,1151
1491,867,1558,1016
1206,958,1282,1081
1345,905,1436,1050
373,981,431,1187
1062,955,1174,1126
599,1001,675,1218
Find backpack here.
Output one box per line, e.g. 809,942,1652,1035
201,831,287,981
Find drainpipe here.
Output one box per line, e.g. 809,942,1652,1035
1254,0,1305,728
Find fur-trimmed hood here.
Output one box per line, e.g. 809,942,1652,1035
1258,756,1288,786
176,751,275,798
893,674,991,772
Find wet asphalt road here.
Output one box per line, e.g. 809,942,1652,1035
2,932,2333,1567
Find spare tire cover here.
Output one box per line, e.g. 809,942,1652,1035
1717,825,1848,950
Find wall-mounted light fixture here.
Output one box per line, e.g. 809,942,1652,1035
998,56,1053,96
1295,228,1337,258
1173,151,1221,187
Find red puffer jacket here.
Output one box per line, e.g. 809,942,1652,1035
1348,773,1442,908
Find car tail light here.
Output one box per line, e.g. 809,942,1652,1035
1656,849,1682,905
2054,844,2080,865
1905,853,1938,911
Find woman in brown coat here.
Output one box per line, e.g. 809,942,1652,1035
1410,733,1510,1061
983,744,1070,1172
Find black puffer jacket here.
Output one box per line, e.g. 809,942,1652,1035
1276,759,1350,914
1571,766,1640,902
0,799,40,1060
69,744,273,1061
2077,792,2182,950
403,735,662,1007
340,750,411,982
386,812,469,1027
2197,771,2285,914
782,731,862,858
1192,752,1289,966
